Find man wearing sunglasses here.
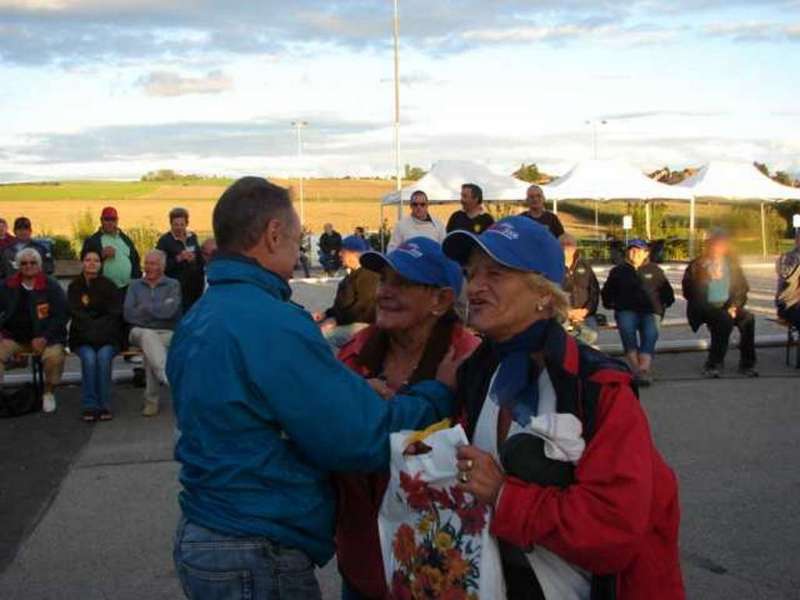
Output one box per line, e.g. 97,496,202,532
387,190,446,251
81,207,142,293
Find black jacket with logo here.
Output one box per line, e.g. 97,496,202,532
0,272,68,344
68,274,125,350
601,261,674,317
563,255,600,315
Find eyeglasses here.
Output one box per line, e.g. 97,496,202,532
410,203,427,208
19,261,38,266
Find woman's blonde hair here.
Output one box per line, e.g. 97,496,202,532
524,272,569,323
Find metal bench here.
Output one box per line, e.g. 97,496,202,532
767,318,800,368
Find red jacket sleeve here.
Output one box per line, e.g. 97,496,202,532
490,382,654,575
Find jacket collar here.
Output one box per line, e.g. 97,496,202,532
6,271,47,291
206,254,292,302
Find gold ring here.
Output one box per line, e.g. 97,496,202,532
465,459,474,471
458,471,470,484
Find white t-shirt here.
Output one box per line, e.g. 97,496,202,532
474,367,591,600
387,215,446,251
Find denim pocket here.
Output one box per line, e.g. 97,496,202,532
177,561,254,600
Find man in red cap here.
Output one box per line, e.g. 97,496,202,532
81,207,142,293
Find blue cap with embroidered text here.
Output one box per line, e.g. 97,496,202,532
360,236,463,295
341,235,370,252
442,215,564,284
626,238,649,250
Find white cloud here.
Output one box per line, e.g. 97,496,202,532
138,70,233,97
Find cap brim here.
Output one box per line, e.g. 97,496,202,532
442,230,521,272
360,251,395,274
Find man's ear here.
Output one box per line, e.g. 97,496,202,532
263,219,283,253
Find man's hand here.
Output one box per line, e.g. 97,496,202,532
456,445,505,506
101,246,116,259
183,250,196,263
31,337,47,354
319,318,337,334
435,347,472,391
312,311,325,322
728,306,738,319
568,308,588,323
367,378,394,400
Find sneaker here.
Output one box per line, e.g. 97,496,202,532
42,392,56,413
636,372,653,387
702,364,721,378
142,401,159,417
738,366,759,378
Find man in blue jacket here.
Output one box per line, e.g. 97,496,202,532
167,177,459,599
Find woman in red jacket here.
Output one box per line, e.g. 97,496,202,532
442,216,685,600
335,236,479,600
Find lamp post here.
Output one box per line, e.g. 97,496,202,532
292,120,308,225
392,0,402,218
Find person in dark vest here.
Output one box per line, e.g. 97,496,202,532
156,207,205,311
313,235,378,349
319,223,343,276
521,184,564,238
446,183,495,234
441,216,684,600
561,234,600,345
80,206,142,293
682,228,757,378
68,249,125,421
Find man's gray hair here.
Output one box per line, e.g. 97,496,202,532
213,177,294,253
145,249,167,266
16,246,42,267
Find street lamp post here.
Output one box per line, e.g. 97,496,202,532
392,0,402,219
292,120,308,225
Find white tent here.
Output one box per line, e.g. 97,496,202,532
541,159,693,238
678,161,800,256
382,160,530,205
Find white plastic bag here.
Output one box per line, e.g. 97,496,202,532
378,424,506,599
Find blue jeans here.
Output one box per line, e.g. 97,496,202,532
615,311,660,355
173,516,321,600
76,345,117,410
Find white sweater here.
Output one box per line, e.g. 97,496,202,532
387,216,447,251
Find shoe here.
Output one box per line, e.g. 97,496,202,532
702,364,721,378
738,366,759,378
98,408,113,421
42,392,56,413
81,408,98,422
636,372,653,387
142,401,159,417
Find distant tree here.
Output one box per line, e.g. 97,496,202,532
513,163,542,183
774,171,794,186
404,164,426,181
754,162,769,177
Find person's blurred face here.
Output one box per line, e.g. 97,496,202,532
465,251,539,342
375,268,449,332
324,223,333,235
82,252,102,277
144,254,165,280
18,254,41,279
101,216,118,234
0,222,8,237
201,239,217,261
410,193,430,220
460,187,479,212
271,211,302,281
708,237,730,259
627,247,649,267
339,249,361,271
15,226,31,242
562,243,577,266
526,186,545,212
171,217,188,238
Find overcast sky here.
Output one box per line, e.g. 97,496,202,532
1,0,799,181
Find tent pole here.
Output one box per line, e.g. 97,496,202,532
760,202,767,257
553,198,558,216
689,196,696,257
594,201,600,240
645,201,652,240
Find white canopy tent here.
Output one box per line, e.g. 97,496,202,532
540,159,693,239
678,161,800,256
382,160,530,205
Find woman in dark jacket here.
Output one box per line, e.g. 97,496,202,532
155,207,205,311
601,239,674,386
68,249,124,421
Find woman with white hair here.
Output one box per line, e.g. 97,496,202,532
0,247,68,413
442,217,684,600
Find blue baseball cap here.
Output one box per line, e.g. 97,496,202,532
341,235,370,252
442,215,565,284
627,239,649,250
360,236,463,295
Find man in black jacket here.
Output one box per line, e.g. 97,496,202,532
313,235,378,349
319,223,343,276
682,229,757,378
0,247,68,413
446,183,495,234
561,234,600,345
81,207,142,292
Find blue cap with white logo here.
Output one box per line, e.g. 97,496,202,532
442,215,565,284
360,236,464,295
626,238,649,250
341,235,370,252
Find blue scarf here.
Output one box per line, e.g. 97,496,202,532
490,319,550,426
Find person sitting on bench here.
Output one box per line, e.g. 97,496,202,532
776,229,800,330
124,250,182,417
682,228,757,378
0,247,67,413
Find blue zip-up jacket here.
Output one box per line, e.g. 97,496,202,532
166,255,453,565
